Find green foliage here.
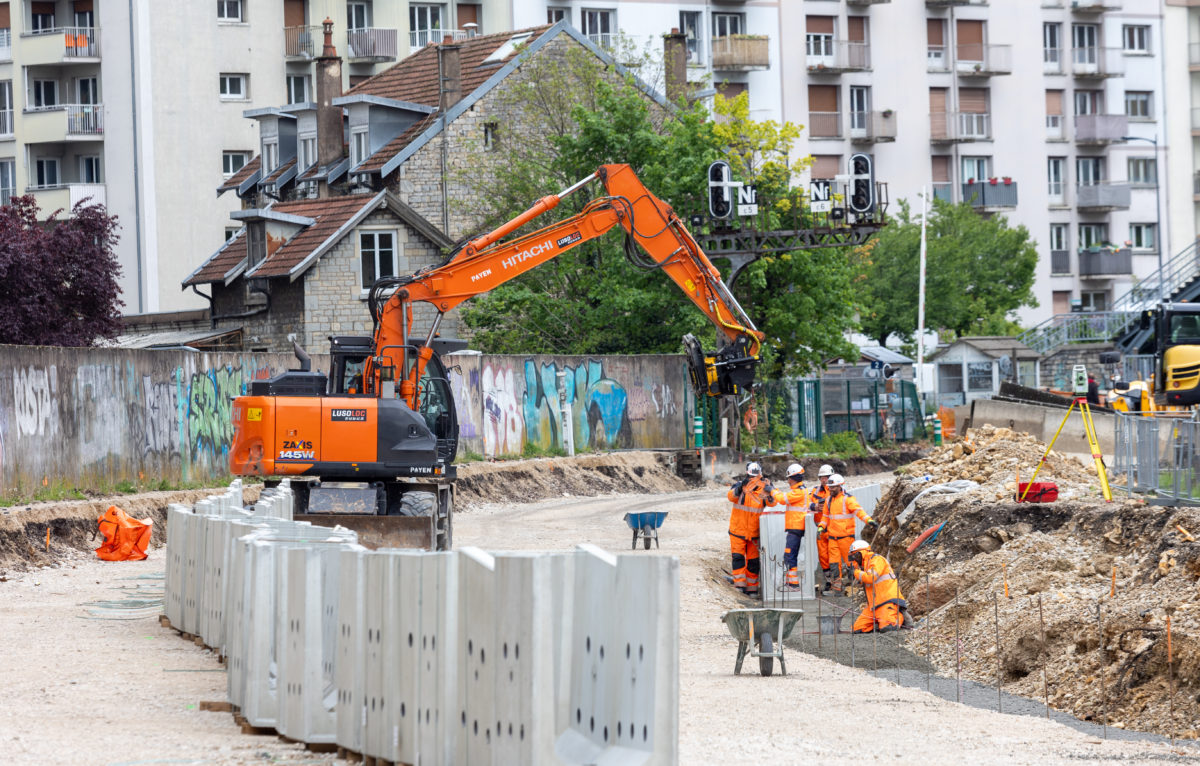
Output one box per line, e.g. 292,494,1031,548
791,431,868,459
115,480,137,494
855,198,1038,345
521,442,569,458
455,449,485,464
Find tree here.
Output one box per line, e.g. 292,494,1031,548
457,48,860,376
0,196,123,346
855,198,1038,346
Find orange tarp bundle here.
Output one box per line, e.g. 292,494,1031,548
95,505,153,561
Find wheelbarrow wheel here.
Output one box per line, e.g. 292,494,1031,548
642,524,653,550
758,632,774,677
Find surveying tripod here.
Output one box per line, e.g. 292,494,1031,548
1020,394,1113,502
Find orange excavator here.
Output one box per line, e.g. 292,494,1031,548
229,164,764,549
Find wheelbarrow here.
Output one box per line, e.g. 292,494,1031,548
720,608,804,677
623,511,667,550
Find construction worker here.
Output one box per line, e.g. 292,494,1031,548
819,473,874,593
727,461,776,596
773,463,808,590
847,540,907,633
809,464,834,587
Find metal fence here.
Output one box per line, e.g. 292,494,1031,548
796,378,926,443
1113,413,1200,505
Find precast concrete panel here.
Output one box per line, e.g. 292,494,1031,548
182,511,203,634
388,552,424,764
417,552,458,766
361,551,389,759
853,483,882,538
335,548,368,754
164,504,189,629
457,547,497,764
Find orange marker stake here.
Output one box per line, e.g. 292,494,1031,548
1002,562,1010,599
1110,566,1116,598
45,527,50,550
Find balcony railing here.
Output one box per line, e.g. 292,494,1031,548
347,28,397,61
1051,249,1072,275
1046,114,1065,140
849,111,897,142
1048,180,1066,206
0,109,11,137
1044,47,1063,74
962,180,1018,209
712,35,769,70
930,111,991,142
1071,46,1124,78
806,40,870,72
1074,114,1128,144
411,28,470,49
62,26,98,57
956,44,1013,75
927,46,950,72
932,182,953,202
926,0,982,5
284,25,318,58
1076,181,1131,210
1079,247,1133,276
847,0,890,5
67,104,103,135
0,28,10,61
1070,0,1120,11
70,182,105,208
808,111,842,138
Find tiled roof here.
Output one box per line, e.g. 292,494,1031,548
358,114,438,172
247,194,382,279
260,157,297,186
218,156,261,193
184,231,246,286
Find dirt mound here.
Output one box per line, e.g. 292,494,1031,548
455,451,688,509
757,448,927,480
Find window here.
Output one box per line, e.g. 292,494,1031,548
0,159,14,205
219,73,247,99
1043,23,1061,71
0,81,11,135
74,8,94,29
246,222,265,269
937,363,963,394
360,231,397,289
30,9,55,32
348,1,370,30
286,75,309,104
1130,223,1156,251
1076,157,1104,186
680,11,701,64
849,86,870,135
811,155,840,180
262,141,279,173
409,4,444,48
350,129,369,167
1128,157,1156,186
1047,157,1065,204
34,158,59,188
1074,89,1102,115
76,76,98,105
225,226,240,242
1045,90,1063,139
222,151,249,177
1123,24,1150,53
1072,24,1098,57
1124,91,1151,119
1081,290,1108,312
806,16,835,61
582,9,614,47
79,155,101,183
32,79,58,109
298,136,316,170
1079,223,1107,248
482,122,497,151
547,7,568,24
967,362,993,392
961,156,990,184
928,19,947,70
217,0,243,22
713,12,743,38
1050,223,1069,251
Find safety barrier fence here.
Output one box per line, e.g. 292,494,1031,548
1113,413,1200,506
164,485,680,764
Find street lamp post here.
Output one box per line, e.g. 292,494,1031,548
1122,134,1162,303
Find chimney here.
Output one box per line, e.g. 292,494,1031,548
437,36,462,112
315,17,344,196
663,28,688,105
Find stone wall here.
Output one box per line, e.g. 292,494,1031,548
213,277,307,352
1041,343,1119,389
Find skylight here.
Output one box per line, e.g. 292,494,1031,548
482,33,533,64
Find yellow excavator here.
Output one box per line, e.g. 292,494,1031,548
1111,303,1200,413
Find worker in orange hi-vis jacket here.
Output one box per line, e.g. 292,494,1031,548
809,464,834,589
772,463,808,590
819,473,874,593
847,540,908,633
727,461,776,596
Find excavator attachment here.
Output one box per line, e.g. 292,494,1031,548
683,333,759,397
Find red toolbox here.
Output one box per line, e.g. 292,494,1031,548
1015,481,1059,503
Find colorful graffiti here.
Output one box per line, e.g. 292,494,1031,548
522,359,630,451
482,363,524,457
184,362,273,463
448,366,479,441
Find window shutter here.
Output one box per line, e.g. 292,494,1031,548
959,87,988,114
456,3,480,29
931,156,950,183
0,4,10,28
847,17,866,42
717,81,748,102
927,19,943,46
1045,90,1062,115
283,0,304,27
73,0,93,12
929,87,947,113
956,20,983,46
808,84,838,112
31,2,54,14
806,15,834,35
812,155,840,179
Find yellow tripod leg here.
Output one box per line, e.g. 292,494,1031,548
1080,401,1113,501
1021,400,1077,501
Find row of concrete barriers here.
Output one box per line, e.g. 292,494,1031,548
163,483,680,764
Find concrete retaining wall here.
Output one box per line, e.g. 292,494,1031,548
968,398,1117,455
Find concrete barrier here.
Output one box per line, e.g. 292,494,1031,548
969,398,1116,455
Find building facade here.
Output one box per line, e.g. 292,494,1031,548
1163,0,1200,256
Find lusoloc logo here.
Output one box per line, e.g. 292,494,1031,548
501,240,553,269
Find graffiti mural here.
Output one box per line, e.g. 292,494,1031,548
13,365,58,438
448,365,480,441
482,363,524,457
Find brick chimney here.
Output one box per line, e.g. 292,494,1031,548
663,28,687,104
437,35,462,112
315,18,343,196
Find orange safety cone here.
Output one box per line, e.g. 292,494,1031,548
95,505,154,561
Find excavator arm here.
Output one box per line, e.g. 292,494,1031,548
365,163,764,410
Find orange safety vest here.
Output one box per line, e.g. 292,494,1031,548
855,551,903,607
727,476,776,538
95,505,154,561
774,485,808,530
820,492,871,539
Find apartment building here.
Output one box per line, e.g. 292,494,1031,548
781,0,1168,326
510,0,782,120
0,0,509,316
1163,1,1200,253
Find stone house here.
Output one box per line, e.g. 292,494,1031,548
928,336,1042,408
195,19,674,352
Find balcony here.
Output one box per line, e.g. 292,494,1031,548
19,27,98,64
926,0,983,5
930,111,991,142
849,111,896,143
1076,181,1131,211
1046,114,1065,141
712,35,769,71
847,0,890,5
1074,114,1128,144
411,28,471,49
284,25,318,58
347,28,397,61
932,182,953,202
956,44,1013,76
962,180,1018,210
806,41,870,73
808,111,842,139
29,183,107,213
22,104,104,142
1078,247,1133,277
1070,0,1120,12
0,109,11,139
0,28,10,61
1051,249,1072,275
1071,46,1124,78
927,46,950,72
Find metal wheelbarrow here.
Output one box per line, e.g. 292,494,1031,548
623,511,667,550
720,608,804,677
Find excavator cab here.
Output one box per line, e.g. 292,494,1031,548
328,335,374,395
1151,303,1200,407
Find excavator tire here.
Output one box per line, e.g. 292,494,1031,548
399,491,437,517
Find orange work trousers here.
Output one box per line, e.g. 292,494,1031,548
729,533,760,592
853,599,903,633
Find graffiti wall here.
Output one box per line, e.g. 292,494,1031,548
445,353,691,457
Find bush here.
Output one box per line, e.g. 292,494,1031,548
790,431,868,460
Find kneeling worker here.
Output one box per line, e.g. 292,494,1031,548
774,463,807,590
847,540,906,633
727,462,776,595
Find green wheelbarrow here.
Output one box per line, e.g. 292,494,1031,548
720,608,804,677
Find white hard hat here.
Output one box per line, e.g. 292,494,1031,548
818,464,834,477
786,463,804,478
746,461,762,476
827,473,845,487
850,540,870,553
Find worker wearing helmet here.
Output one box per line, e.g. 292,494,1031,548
819,473,874,593
809,464,835,583
847,540,906,633
727,461,776,596
773,463,808,590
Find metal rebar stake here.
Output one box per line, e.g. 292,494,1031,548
955,587,961,704
994,594,1002,714
1039,594,1049,719
925,573,932,692
817,592,822,651
1168,612,1175,746
1098,601,1107,739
